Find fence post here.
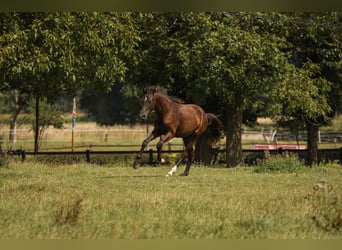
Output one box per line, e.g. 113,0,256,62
86,149,90,163
149,149,153,165
277,147,284,155
21,150,26,161
0,144,3,165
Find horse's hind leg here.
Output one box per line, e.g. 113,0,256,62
179,147,194,176
166,150,187,176
166,135,195,177
180,136,196,176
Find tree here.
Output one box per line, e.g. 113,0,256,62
20,100,64,148
80,83,141,125
157,13,291,167
270,61,332,165
125,13,171,86
141,12,341,167
266,12,342,165
0,12,140,152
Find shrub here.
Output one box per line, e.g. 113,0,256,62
0,143,8,168
54,194,83,226
254,152,305,173
306,180,342,232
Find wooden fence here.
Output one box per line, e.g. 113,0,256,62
1,126,342,165
1,128,342,152
4,147,342,166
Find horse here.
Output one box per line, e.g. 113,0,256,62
133,85,223,176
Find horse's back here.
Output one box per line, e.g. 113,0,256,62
180,104,206,119
175,104,208,137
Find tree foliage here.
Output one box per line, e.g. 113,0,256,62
80,83,141,125
20,100,64,148
0,12,140,150
266,12,342,165
142,13,293,166
0,12,140,99
128,12,341,166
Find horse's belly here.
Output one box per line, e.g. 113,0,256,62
163,104,207,138
174,128,193,138
174,116,207,137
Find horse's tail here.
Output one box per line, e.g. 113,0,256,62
206,113,224,145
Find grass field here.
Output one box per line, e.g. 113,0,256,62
0,159,341,239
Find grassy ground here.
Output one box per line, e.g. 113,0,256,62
0,159,341,239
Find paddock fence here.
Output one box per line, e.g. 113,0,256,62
1,127,342,165
3,147,342,166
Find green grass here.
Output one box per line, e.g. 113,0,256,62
0,159,341,239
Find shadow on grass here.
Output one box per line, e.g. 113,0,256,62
100,175,164,179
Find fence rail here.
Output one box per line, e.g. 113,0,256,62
4,147,342,166
2,128,342,150
1,126,342,165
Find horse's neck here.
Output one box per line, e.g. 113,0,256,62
154,94,173,117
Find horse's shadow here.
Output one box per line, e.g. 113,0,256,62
100,175,163,179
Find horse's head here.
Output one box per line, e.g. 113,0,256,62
139,86,159,120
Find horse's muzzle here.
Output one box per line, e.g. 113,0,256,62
139,114,147,120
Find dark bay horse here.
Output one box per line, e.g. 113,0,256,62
133,86,223,176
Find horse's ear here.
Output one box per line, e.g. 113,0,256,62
149,85,158,94
144,85,160,94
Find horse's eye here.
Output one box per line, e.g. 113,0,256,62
144,95,152,103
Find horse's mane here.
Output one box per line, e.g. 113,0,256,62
168,96,184,104
144,85,185,104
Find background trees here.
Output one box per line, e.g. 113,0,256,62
266,12,342,166
1,12,341,166
157,13,293,166
0,12,140,152
165,13,341,167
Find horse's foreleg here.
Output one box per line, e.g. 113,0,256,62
157,133,174,163
157,135,164,162
133,132,158,169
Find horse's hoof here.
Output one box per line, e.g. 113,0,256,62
179,173,188,176
166,173,172,177
133,161,140,169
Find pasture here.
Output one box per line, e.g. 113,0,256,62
0,159,341,239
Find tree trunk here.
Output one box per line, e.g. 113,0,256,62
34,96,40,155
226,103,243,167
195,131,214,166
9,91,25,149
9,109,21,149
306,121,319,166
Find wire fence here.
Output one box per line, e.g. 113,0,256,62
4,146,342,166
1,127,341,165
1,127,342,152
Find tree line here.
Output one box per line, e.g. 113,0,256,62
0,12,341,166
